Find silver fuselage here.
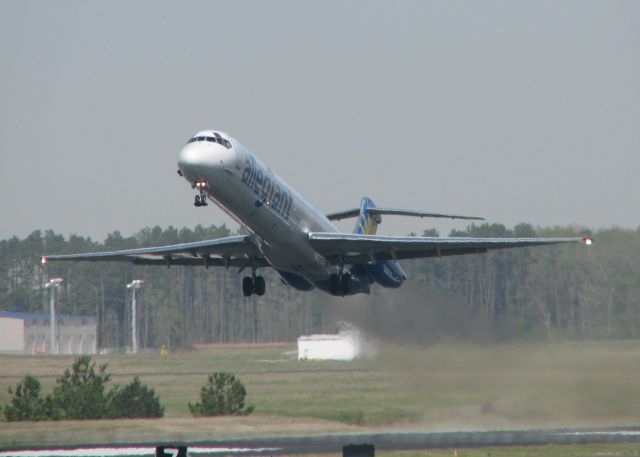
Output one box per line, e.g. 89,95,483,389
178,131,340,283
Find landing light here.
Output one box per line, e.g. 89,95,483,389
41,256,48,265
582,236,593,246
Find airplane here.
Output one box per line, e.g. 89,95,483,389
42,130,592,297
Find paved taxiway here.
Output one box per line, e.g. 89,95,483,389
2,428,640,456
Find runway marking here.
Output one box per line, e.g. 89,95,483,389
0,447,281,457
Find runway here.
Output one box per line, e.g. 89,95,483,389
2,427,640,456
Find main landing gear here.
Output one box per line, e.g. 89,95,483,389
242,275,265,297
240,259,266,297
329,272,351,296
194,180,208,207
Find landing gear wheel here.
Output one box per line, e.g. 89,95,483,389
340,273,352,294
242,277,254,297
329,273,340,295
194,181,208,207
254,276,266,296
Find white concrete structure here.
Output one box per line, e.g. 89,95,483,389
297,333,360,361
0,312,97,355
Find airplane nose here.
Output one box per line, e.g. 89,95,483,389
177,140,237,182
178,143,204,170
178,143,214,182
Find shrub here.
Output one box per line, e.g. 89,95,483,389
3,375,59,421
53,355,111,419
2,357,165,421
189,372,254,417
108,377,164,418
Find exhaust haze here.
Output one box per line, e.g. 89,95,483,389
314,280,500,344
308,281,640,430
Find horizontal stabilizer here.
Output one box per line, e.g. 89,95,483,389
327,207,484,221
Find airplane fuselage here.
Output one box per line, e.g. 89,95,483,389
177,130,404,295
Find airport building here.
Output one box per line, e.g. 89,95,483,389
0,311,97,355
297,333,360,361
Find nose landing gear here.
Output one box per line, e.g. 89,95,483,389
194,180,208,207
194,194,207,207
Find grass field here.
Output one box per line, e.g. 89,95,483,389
1,340,640,448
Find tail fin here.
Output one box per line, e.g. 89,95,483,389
353,197,382,235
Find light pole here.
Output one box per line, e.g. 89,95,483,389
45,278,63,355
126,280,144,354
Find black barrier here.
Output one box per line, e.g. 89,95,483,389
156,445,188,457
343,443,375,457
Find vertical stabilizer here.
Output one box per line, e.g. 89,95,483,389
353,197,382,235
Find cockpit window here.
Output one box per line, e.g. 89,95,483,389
185,135,232,149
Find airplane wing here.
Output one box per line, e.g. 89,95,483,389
308,232,590,265
42,235,269,268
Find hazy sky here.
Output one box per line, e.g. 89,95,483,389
2,1,639,241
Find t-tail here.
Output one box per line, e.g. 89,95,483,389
351,197,407,289
353,197,382,235
313,198,486,296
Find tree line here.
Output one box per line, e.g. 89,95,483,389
1,223,639,348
